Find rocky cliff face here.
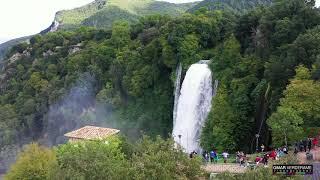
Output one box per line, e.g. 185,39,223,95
40,20,60,34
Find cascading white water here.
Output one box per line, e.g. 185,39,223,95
173,63,182,127
172,63,213,153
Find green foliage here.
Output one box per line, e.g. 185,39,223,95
189,0,272,15
130,136,204,179
8,136,203,179
208,35,263,151
267,106,304,147
56,0,107,29
0,36,31,62
178,34,200,67
280,66,320,126
82,6,139,29
4,143,58,180
202,0,320,152
267,66,320,146
111,21,131,49
1,0,320,156
0,105,18,146
201,85,236,151
54,136,130,179
56,0,196,30
27,72,49,92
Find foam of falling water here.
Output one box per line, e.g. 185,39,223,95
172,63,213,153
173,63,182,127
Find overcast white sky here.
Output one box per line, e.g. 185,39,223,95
0,0,319,44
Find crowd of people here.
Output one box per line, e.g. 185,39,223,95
194,145,287,166
294,137,319,153
191,146,289,168
189,148,230,164
254,147,288,166
190,136,319,166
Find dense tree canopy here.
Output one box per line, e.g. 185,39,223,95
4,143,57,180
202,0,320,151
0,0,319,156
6,136,204,180
267,66,320,146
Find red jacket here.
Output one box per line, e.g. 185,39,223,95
270,150,277,159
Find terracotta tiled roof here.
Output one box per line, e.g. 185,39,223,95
64,126,120,140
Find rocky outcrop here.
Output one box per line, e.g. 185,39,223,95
40,20,60,34
0,49,30,91
68,43,83,55
4,49,31,69
43,50,55,57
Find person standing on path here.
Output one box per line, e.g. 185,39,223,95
313,138,318,149
308,138,312,152
303,139,307,152
213,150,219,163
203,150,209,163
210,150,216,163
261,144,265,152
222,151,229,163
263,153,269,166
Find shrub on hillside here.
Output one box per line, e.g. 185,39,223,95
4,143,58,180
130,136,205,179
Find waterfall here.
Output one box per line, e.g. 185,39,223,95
173,63,182,127
172,63,213,153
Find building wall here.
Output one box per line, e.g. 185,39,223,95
68,138,83,143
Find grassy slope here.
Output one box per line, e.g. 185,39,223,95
106,0,153,14
138,1,197,16
56,0,197,30
55,0,107,29
82,6,140,29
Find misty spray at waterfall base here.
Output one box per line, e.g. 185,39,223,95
172,63,214,153
0,73,111,173
44,73,112,146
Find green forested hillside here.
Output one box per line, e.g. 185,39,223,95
0,11,234,148
56,0,196,30
0,0,270,64
0,0,319,156
82,6,140,29
0,36,30,63
0,0,195,63
202,0,320,151
189,0,272,14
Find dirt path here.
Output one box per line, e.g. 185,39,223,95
296,147,320,180
297,147,320,164
203,163,247,174
303,163,320,180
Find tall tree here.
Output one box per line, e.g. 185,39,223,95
201,85,236,151
5,143,58,180
267,65,320,146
